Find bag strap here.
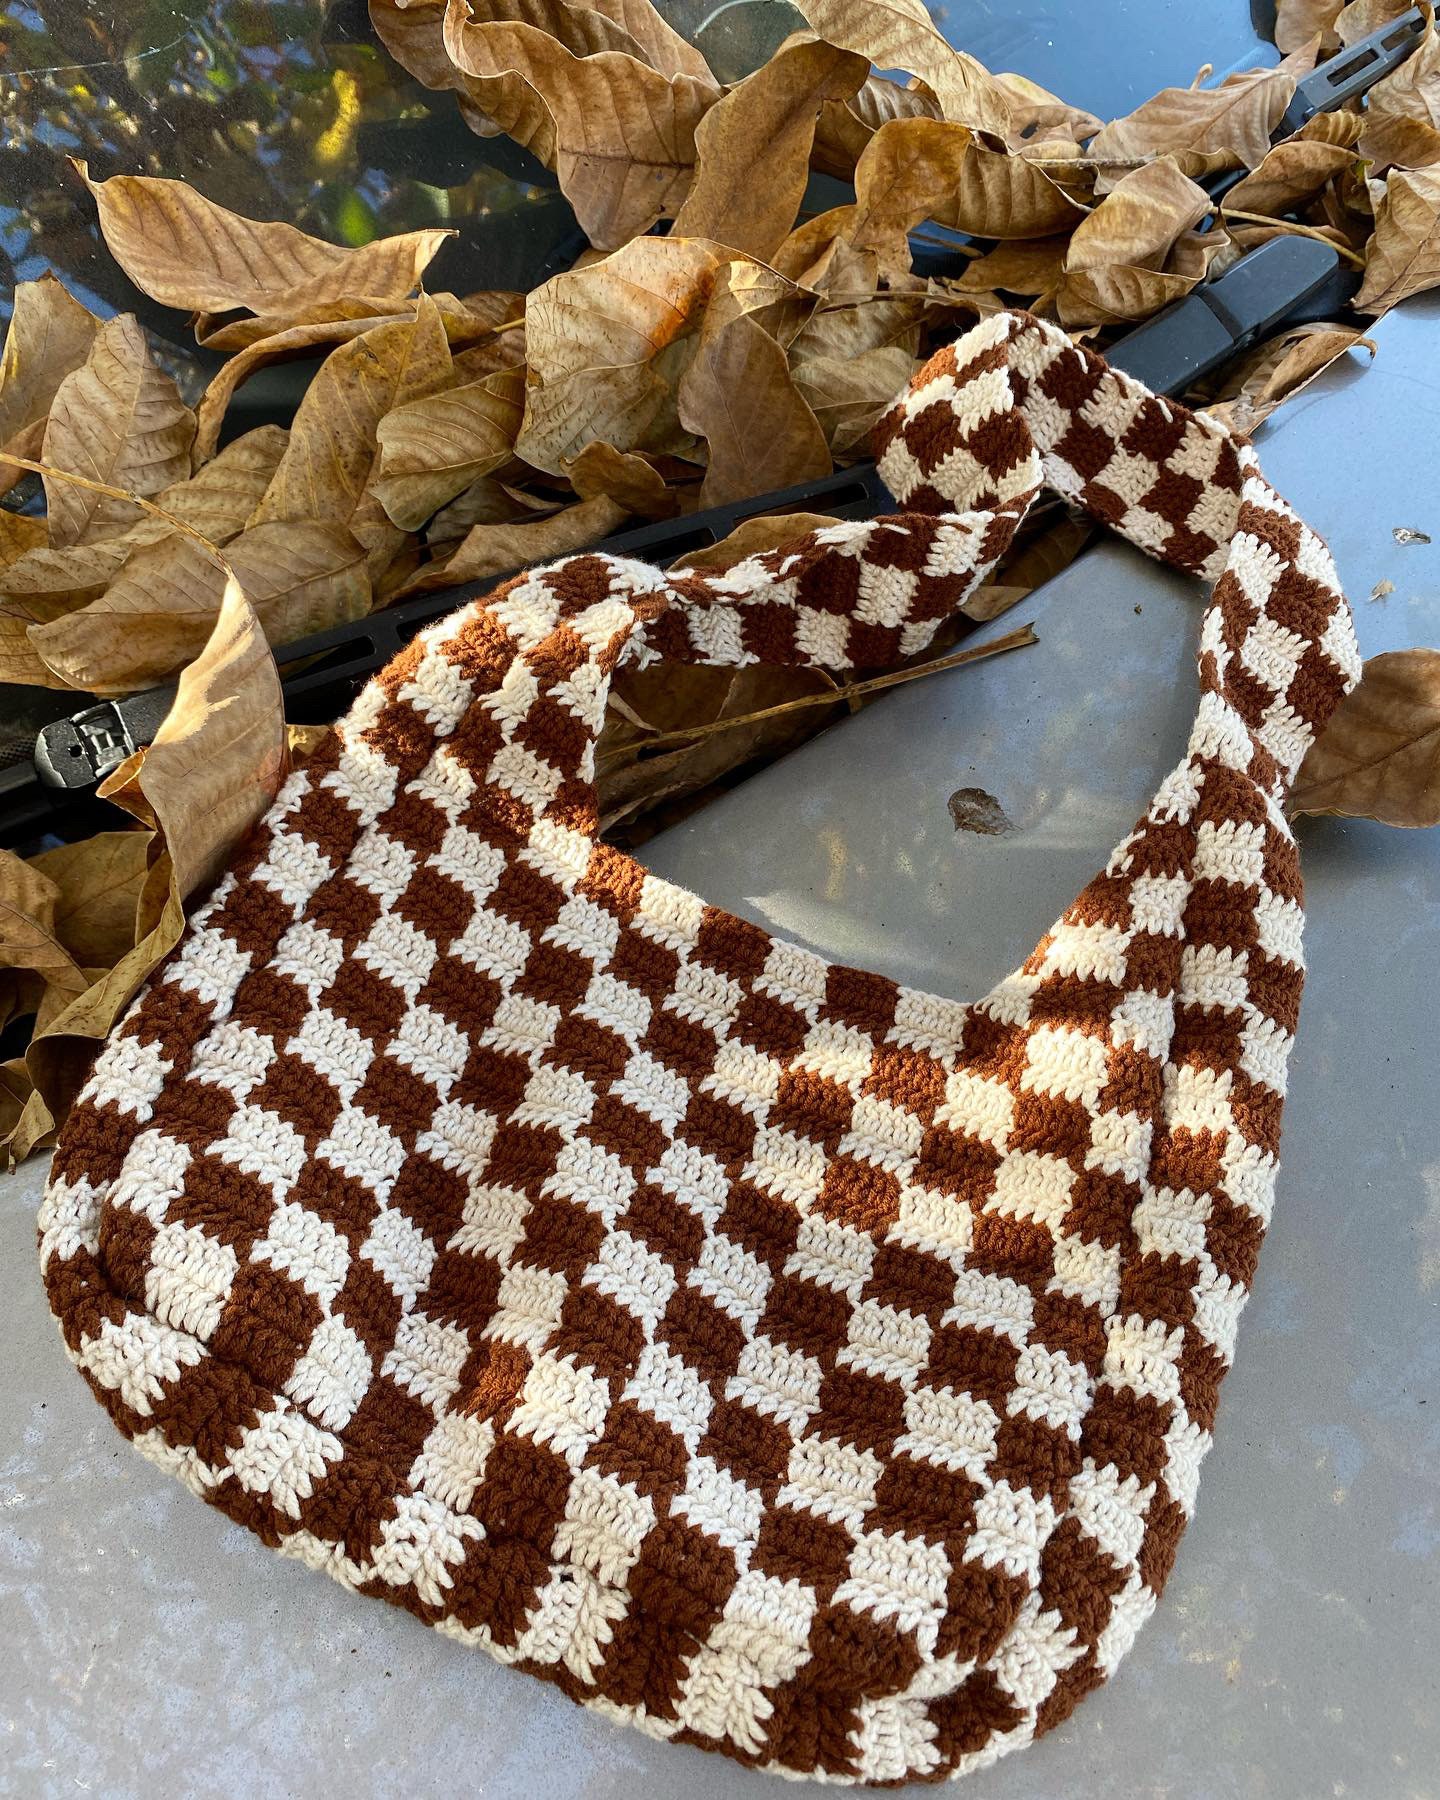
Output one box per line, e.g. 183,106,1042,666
327,311,1359,846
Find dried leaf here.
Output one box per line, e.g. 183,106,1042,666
1057,160,1214,326
566,441,679,516
1356,165,1440,309
1205,323,1374,432
0,275,100,498
678,305,830,506
788,294,924,363
667,511,844,573
1090,65,1296,171
398,494,627,594
429,477,561,546
254,295,454,567
441,8,716,249
40,314,196,547
0,1056,33,1149
116,575,288,900
30,521,371,692
948,787,1014,834
1225,135,1358,215
0,610,72,688
0,850,87,991
1274,0,1343,53
788,0,1012,137
369,0,464,89
516,236,723,473
672,38,867,258
0,509,46,568
77,160,454,314
792,345,917,455
1336,0,1418,43
1291,648,1440,825
585,0,716,81
1365,16,1440,125
1361,110,1440,173
812,74,939,177
372,367,526,529
997,72,1102,145
951,237,1068,297
28,830,153,967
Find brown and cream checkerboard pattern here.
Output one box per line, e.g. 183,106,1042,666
40,312,1361,1783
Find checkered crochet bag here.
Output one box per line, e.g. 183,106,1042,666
40,311,1362,1783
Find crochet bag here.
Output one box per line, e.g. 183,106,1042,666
40,311,1361,1784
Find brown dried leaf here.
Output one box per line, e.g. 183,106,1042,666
585,0,716,81
951,237,1068,296
672,37,867,259
372,367,526,529
788,294,924,363
0,611,73,688
788,0,1011,137
0,850,87,992
1225,135,1358,215
678,306,830,507
1274,0,1343,53
0,275,100,498
30,521,371,692
516,236,723,474
440,8,717,249
667,511,844,573
398,494,627,594
792,345,917,456
28,830,153,967
1090,65,1296,170
77,160,454,314
428,477,560,546
1205,323,1374,433
0,509,46,568
1361,110,1440,173
566,441,680,516
1356,165,1440,309
40,314,196,547
0,1056,33,1150
812,74,939,178
997,72,1102,145
122,574,288,900
1057,160,1213,326
254,295,454,566
1291,648,1440,825
1365,15,1440,124
1336,0,1418,42
369,0,462,89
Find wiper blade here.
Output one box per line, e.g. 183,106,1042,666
1278,5,1427,135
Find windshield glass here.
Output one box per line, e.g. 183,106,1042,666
2,0,1276,336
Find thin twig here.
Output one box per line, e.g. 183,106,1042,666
1218,209,1367,270
0,453,227,560
603,626,1038,759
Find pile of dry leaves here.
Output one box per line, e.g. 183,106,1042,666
2,0,1439,1160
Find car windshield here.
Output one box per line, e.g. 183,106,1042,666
2,0,1276,339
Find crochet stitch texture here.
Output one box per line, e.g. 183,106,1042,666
40,312,1362,1783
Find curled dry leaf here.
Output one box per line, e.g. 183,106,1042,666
115,574,289,900
1274,0,1344,53
1057,160,1214,326
1225,135,1360,216
0,510,46,568
30,520,371,692
672,37,868,260
1361,110,1440,174
1291,648,1440,826
254,295,454,569
678,304,830,507
951,237,1068,297
666,512,845,574
0,849,87,994
27,831,153,968
373,367,526,529
76,161,454,314
397,494,628,594
40,314,196,546
516,236,723,473
566,441,680,517
441,5,717,249
1356,165,1440,309
997,72,1103,146
0,275,99,499
1365,15,1440,125
793,345,919,455
812,73,939,178
1090,64,1296,171
788,0,1011,138
1205,322,1374,433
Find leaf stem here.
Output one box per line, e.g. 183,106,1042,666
603,626,1038,757
0,453,227,560
1219,209,1367,269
